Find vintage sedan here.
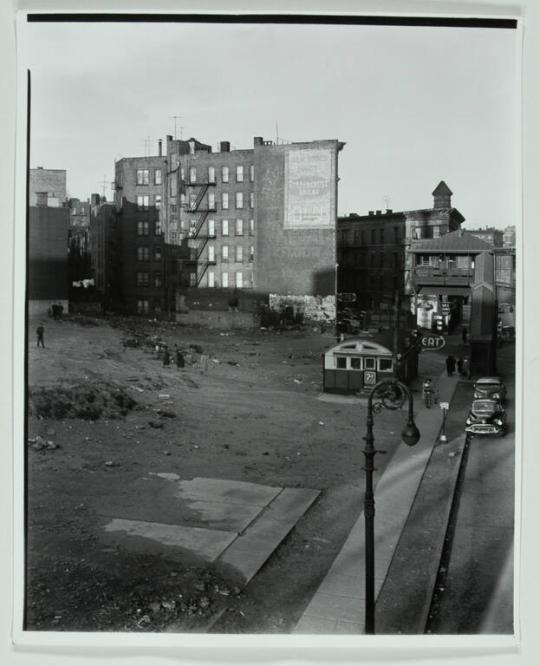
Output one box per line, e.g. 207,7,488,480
465,399,506,436
473,376,507,403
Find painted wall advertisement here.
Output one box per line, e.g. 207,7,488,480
284,148,334,229
416,296,438,329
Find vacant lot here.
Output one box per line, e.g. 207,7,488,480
25,315,413,633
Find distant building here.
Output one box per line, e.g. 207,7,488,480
28,205,69,316
69,198,91,227
111,135,344,319
90,197,121,312
502,225,516,247
337,181,465,312
29,167,67,208
465,226,503,247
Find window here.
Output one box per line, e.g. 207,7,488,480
154,246,162,260
208,245,215,262
154,272,162,288
189,272,197,287
336,356,347,369
137,195,149,210
208,271,215,287
208,166,215,183
221,166,229,183
137,247,149,261
371,229,376,244
236,192,244,209
379,252,384,267
154,169,162,185
235,219,243,236
351,358,362,370
137,221,149,236
222,192,229,209
235,271,243,288
378,358,393,372
208,191,215,210
137,299,149,314
236,165,244,182
208,219,215,237
250,165,254,182
222,219,229,236
394,226,400,243
189,167,197,183
361,230,366,244
364,357,376,370
136,169,149,185
155,195,162,209
249,218,254,236
189,193,197,210
136,272,149,286
379,229,385,244
249,192,254,209
222,245,229,261
180,167,185,181
393,252,399,268
154,219,162,235
249,245,254,262
235,246,243,262
222,271,229,288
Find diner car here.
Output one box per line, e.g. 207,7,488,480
465,399,506,436
323,340,395,394
473,376,507,403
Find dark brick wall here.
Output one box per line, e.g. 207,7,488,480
28,206,69,300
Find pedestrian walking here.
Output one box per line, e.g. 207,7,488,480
462,357,471,379
36,325,45,348
457,356,464,375
175,345,184,368
446,354,456,376
162,347,170,367
461,326,468,344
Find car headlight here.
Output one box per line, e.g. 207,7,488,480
493,393,500,399
466,418,472,426
495,419,503,426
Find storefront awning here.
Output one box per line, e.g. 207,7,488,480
416,286,470,296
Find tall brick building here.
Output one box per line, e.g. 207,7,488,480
29,167,67,208
109,135,344,317
337,181,465,311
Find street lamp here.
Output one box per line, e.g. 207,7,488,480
363,378,420,634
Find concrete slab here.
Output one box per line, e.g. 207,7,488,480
104,518,237,562
219,487,320,583
176,477,282,507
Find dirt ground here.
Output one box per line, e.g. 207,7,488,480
24,314,419,633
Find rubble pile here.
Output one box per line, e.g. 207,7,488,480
28,382,139,420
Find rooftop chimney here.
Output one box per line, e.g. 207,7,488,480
158,139,163,156
220,141,231,153
368,211,374,216
386,209,393,214
376,210,382,215
254,137,264,147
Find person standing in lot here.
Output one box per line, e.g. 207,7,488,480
446,354,456,376
36,325,45,348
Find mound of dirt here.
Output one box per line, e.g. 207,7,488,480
28,382,140,420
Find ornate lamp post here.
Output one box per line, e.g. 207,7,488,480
363,378,420,634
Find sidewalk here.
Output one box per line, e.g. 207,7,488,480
294,371,460,634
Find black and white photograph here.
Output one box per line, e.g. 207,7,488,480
11,3,524,647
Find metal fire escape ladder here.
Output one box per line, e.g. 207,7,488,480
184,174,216,286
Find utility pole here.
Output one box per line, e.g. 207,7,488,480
393,289,400,378
98,175,109,200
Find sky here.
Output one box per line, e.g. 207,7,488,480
23,20,519,229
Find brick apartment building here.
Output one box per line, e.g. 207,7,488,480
29,167,67,208
108,135,344,318
337,181,465,312
465,226,504,247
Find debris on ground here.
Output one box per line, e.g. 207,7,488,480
29,383,139,421
28,435,59,451
148,421,164,429
156,409,176,418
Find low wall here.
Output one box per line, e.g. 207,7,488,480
175,310,254,330
268,294,336,323
28,299,69,318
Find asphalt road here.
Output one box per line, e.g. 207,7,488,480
427,342,515,634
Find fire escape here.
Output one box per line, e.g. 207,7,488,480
183,172,217,286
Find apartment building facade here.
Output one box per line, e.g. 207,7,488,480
107,135,343,317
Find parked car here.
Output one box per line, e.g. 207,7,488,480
473,376,507,403
465,399,506,436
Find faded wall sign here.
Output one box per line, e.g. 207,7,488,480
284,148,334,229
